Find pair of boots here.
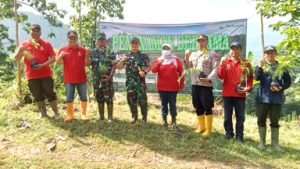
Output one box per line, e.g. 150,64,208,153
194,115,213,137
64,101,89,122
162,115,177,128
258,127,283,151
98,103,113,122
36,100,60,119
131,106,147,124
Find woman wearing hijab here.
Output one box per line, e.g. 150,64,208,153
152,43,184,128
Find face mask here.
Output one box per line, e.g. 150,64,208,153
162,50,171,56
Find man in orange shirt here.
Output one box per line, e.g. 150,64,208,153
15,23,60,119
56,31,90,122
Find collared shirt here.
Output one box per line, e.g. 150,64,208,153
21,39,55,80
189,50,219,86
90,47,117,89
123,50,150,86
58,45,87,83
254,62,291,104
217,57,253,98
152,56,184,91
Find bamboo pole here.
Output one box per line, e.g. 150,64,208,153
79,0,82,45
260,9,265,55
14,0,22,96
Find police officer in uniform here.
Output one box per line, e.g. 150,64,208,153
116,37,151,123
90,33,117,122
184,34,220,137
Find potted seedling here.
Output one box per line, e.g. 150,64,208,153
237,59,252,93
268,63,287,92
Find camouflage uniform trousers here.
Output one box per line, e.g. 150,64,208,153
126,80,148,120
94,81,114,104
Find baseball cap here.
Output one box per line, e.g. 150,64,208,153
97,33,106,40
131,37,140,44
67,31,78,38
197,34,208,41
30,24,41,31
162,43,171,50
230,41,242,49
264,45,277,53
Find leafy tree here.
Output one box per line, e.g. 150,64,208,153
69,0,125,48
0,0,66,54
256,0,300,115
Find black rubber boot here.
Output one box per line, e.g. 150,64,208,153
162,115,168,127
98,103,105,120
107,104,113,122
49,100,60,119
36,101,48,119
130,105,138,123
171,116,177,128
141,105,147,123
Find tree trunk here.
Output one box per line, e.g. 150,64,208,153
14,0,22,96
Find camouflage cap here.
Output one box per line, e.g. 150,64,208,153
131,37,140,44
97,33,106,40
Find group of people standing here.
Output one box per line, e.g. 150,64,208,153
15,23,291,151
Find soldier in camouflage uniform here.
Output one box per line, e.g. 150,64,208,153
116,37,151,123
90,33,117,122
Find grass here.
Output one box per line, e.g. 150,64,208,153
0,92,299,169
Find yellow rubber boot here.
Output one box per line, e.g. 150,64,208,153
80,101,89,122
194,115,205,133
64,102,74,122
202,115,213,137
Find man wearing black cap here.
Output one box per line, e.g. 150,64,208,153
255,45,291,151
116,37,151,123
184,34,220,137
217,41,253,143
15,23,60,119
56,30,90,122
90,33,117,122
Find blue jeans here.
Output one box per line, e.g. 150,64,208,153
65,83,87,102
223,97,246,138
159,91,178,117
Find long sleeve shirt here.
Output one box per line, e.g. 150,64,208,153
152,57,184,91
254,62,291,104
188,50,220,87
217,57,253,98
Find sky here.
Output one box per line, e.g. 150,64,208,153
21,0,284,58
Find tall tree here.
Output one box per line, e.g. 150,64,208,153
70,0,125,48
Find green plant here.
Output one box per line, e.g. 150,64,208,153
98,63,108,74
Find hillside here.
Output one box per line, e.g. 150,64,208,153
2,12,69,49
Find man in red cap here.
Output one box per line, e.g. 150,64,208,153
56,30,90,122
15,23,60,119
